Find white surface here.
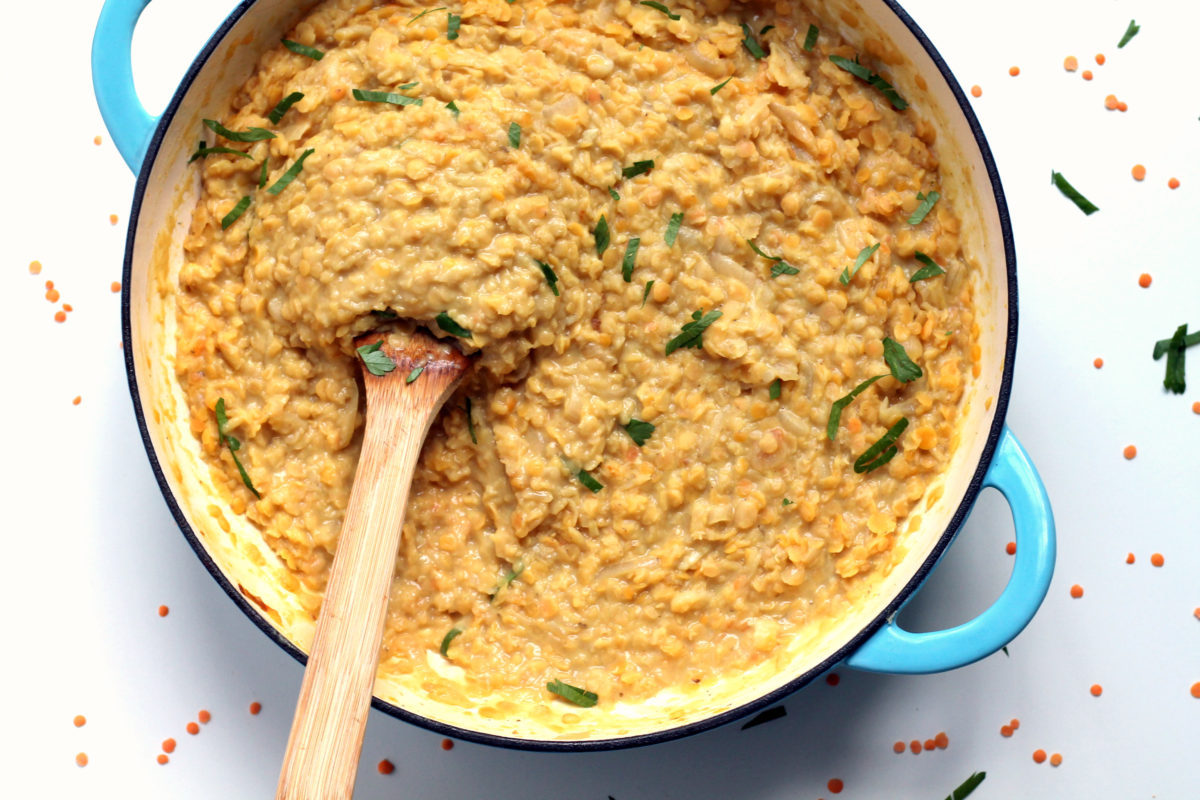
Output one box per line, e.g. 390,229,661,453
3,1,1198,797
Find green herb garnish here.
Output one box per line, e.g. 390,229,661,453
356,341,397,376
768,378,782,400
436,311,472,339
445,100,461,118
215,398,262,498
464,397,477,443
883,337,923,382
577,468,604,493
907,190,940,224
281,39,324,60
489,560,525,600
664,212,683,246
840,242,879,285
827,375,884,440
639,1,680,20
803,24,819,51
622,160,654,179
760,24,774,35
1051,171,1099,215
623,418,655,446
642,280,655,307
203,119,276,143
854,417,908,473
665,308,721,355
1153,327,1200,359
944,771,986,800
910,252,946,282
266,148,314,195
741,23,766,59
257,157,269,189
440,627,463,656
220,196,252,230
621,238,641,282
267,91,304,124
537,259,560,296
747,239,797,278
1118,19,1140,48
609,187,620,201
406,365,425,384
828,55,908,110
187,141,253,164
352,88,423,107
409,6,448,23
447,12,461,39
371,308,399,320
782,498,793,506
508,121,521,148
1164,324,1188,394
710,77,733,95
547,679,598,707
594,215,610,257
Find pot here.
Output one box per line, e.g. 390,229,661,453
93,0,1055,750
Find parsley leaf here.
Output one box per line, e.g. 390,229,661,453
609,187,620,201
258,157,269,189
907,191,941,224
828,55,908,111
221,196,252,230
747,238,797,278
840,242,879,285
826,375,884,440
594,215,610,257
547,679,598,707
622,160,654,179
665,308,722,355
577,468,604,492
406,365,425,384
203,119,276,143
537,259,559,296
508,121,521,149
769,378,782,400
883,337,923,382
642,280,655,307
352,88,422,107
710,77,733,95
440,627,463,656
854,417,908,473
1164,324,1188,394
622,238,641,282
910,252,946,282
409,6,448,23
436,311,472,339
623,419,655,446
665,212,683,246
464,397,477,444
489,560,525,600
445,100,461,118
447,12,461,39
356,341,397,376
741,23,766,59
803,24,819,51
639,1,680,20
188,142,253,164
1051,171,1099,215
1118,19,1140,49
266,149,315,195
281,39,324,60
944,771,986,800
267,91,304,124
215,398,262,498
781,498,793,507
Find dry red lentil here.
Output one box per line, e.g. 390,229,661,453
157,754,169,765
94,135,103,146
47,288,61,302
29,260,41,275
73,715,86,728
827,778,844,794
378,759,395,775
111,281,122,293
1082,69,1093,80
1090,684,1103,697
1063,55,1078,71
924,738,936,751
825,673,841,686
1124,445,1138,459
893,741,905,754
54,311,67,323
109,214,119,225
1050,753,1063,767
935,731,949,749
75,753,88,767
1070,584,1084,599
1095,53,1106,65
72,396,81,406
1132,165,1146,181
1000,725,1013,737
162,738,176,753
1126,553,1136,564
1151,553,1164,567
1169,177,1181,189
198,710,211,724
1009,66,1020,76
970,85,981,97
1011,718,1020,730
910,739,922,754
441,738,454,751
1192,682,1200,698
1093,357,1104,368
1033,749,1047,764
62,303,73,313
250,701,262,715
186,722,200,735
1005,541,1016,556
1105,94,1119,110
158,605,169,617
1193,402,1200,415
1138,273,1152,288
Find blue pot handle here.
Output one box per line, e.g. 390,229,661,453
845,426,1055,674
92,0,157,174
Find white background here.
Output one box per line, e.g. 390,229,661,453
2,1,1198,797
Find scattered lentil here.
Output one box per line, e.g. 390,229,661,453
1082,69,1093,80
1151,553,1164,567
63,303,73,313
1132,165,1146,181
1117,101,1128,112
1169,177,1180,189
1005,541,1016,556
1138,273,1152,288
162,738,176,753
378,759,395,775
94,135,103,146
46,288,61,302
1194,608,1200,620
1011,718,1021,730
157,754,169,765
1090,684,1103,697
72,396,81,406
109,214,119,226
893,741,905,754
1050,753,1063,767
54,311,67,323
75,752,88,767
198,709,211,724
970,85,981,98
1094,357,1104,368
1008,66,1020,76
1192,402,1200,415
825,673,841,686
1126,553,1135,564
73,715,86,728
1123,445,1138,459
158,605,169,617
910,739,923,754
29,260,42,275
1000,725,1013,737
1070,584,1084,599
827,778,844,794
441,738,454,751
1033,749,1047,764
1095,53,1106,65
1192,682,1200,698
1105,94,1119,110
1063,56,1077,71
250,701,262,715
111,281,122,293
186,722,200,735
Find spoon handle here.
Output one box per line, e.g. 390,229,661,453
276,336,467,800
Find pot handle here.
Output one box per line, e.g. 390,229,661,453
92,0,157,173
845,426,1055,674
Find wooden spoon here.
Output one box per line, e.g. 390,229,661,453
276,329,470,800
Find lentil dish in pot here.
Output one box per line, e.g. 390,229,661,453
177,0,978,720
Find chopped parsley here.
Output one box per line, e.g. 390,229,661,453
803,24,819,51
828,55,908,111
1051,171,1099,215
439,627,463,656
910,252,946,282
203,119,276,143
768,378,782,400
665,212,683,246
436,311,472,339
642,280,655,307
445,100,461,118
220,196,252,230
406,365,425,384
447,12,461,39
639,1,680,20
907,190,940,224
747,239,797,278
409,6,448,23
827,375,885,440
781,498,794,507
508,121,522,149
547,679,598,707
577,468,604,493
840,242,879,285
281,39,324,60
537,259,560,296
266,148,315,195
944,771,986,800
622,159,655,179
665,308,721,355
1163,324,1189,394
882,337,923,382
741,23,766,59
710,77,733,95
1118,19,1140,49
188,142,253,164
594,215,610,257
853,417,909,473
258,157,269,189
623,419,655,446
609,187,620,201
759,24,774,35
352,88,422,107
464,397,477,443
489,560,525,600
621,238,641,282
267,91,304,124
215,398,261,498
356,341,397,377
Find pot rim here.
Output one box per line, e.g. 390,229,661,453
121,0,1017,752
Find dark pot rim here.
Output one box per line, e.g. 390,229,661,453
121,0,1017,752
